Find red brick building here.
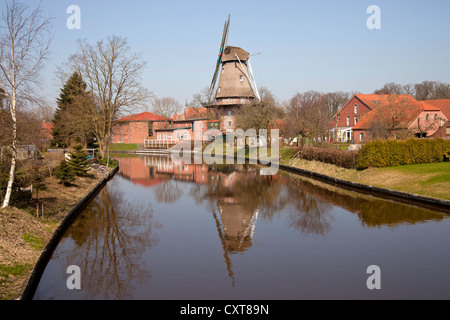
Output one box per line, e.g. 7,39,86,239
111,112,167,144
352,99,447,144
332,94,416,142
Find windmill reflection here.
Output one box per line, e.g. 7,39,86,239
113,154,447,288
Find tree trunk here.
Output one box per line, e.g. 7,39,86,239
2,93,17,209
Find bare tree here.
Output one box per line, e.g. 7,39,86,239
0,0,51,208
64,36,152,157
187,86,214,108
288,91,330,141
151,96,182,119
326,91,352,116
234,87,283,133
367,94,416,140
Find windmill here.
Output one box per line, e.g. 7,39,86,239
209,15,261,103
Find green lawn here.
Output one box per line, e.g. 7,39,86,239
284,149,450,200
108,143,140,151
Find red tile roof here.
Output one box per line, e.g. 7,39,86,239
424,99,450,119
354,94,417,110
185,107,208,119
353,97,425,130
118,112,165,122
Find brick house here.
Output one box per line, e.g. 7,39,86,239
332,94,417,143
424,99,450,121
425,99,450,139
352,99,447,144
154,107,209,143
111,112,167,144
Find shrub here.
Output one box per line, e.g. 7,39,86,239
298,146,358,169
357,138,450,169
55,160,75,186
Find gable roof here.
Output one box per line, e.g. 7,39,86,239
333,94,416,119
354,94,417,110
424,99,450,119
352,98,428,130
118,111,165,122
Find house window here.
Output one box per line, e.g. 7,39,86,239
446,127,450,135
228,121,232,127
240,98,245,104
354,116,358,125
434,114,438,121
426,114,429,121
218,87,221,93
240,75,243,82
354,104,358,114
360,133,364,142
346,116,350,126
228,98,231,103
228,110,231,116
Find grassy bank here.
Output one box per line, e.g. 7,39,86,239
283,151,450,200
0,166,109,300
108,143,140,151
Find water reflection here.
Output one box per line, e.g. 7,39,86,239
33,154,449,299
68,185,157,299
117,155,445,233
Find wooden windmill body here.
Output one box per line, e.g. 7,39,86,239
207,15,260,132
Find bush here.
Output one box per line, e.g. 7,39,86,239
298,146,358,169
55,160,75,186
357,138,450,169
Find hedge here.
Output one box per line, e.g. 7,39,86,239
357,138,450,169
297,146,358,169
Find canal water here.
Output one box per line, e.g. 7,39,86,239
33,155,450,300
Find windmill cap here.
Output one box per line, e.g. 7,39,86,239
221,46,249,62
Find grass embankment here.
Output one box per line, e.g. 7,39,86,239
108,143,140,151
281,148,450,201
0,166,109,300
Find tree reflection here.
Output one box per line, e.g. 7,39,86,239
154,180,183,203
66,183,157,299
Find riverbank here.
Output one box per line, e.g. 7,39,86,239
0,164,113,300
283,158,450,201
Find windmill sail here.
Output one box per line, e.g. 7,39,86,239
210,15,230,93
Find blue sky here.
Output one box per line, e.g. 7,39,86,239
14,0,450,109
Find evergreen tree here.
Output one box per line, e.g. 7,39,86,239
52,72,87,148
55,160,75,186
68,144,90,176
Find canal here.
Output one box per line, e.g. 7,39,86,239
33,155,450,299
